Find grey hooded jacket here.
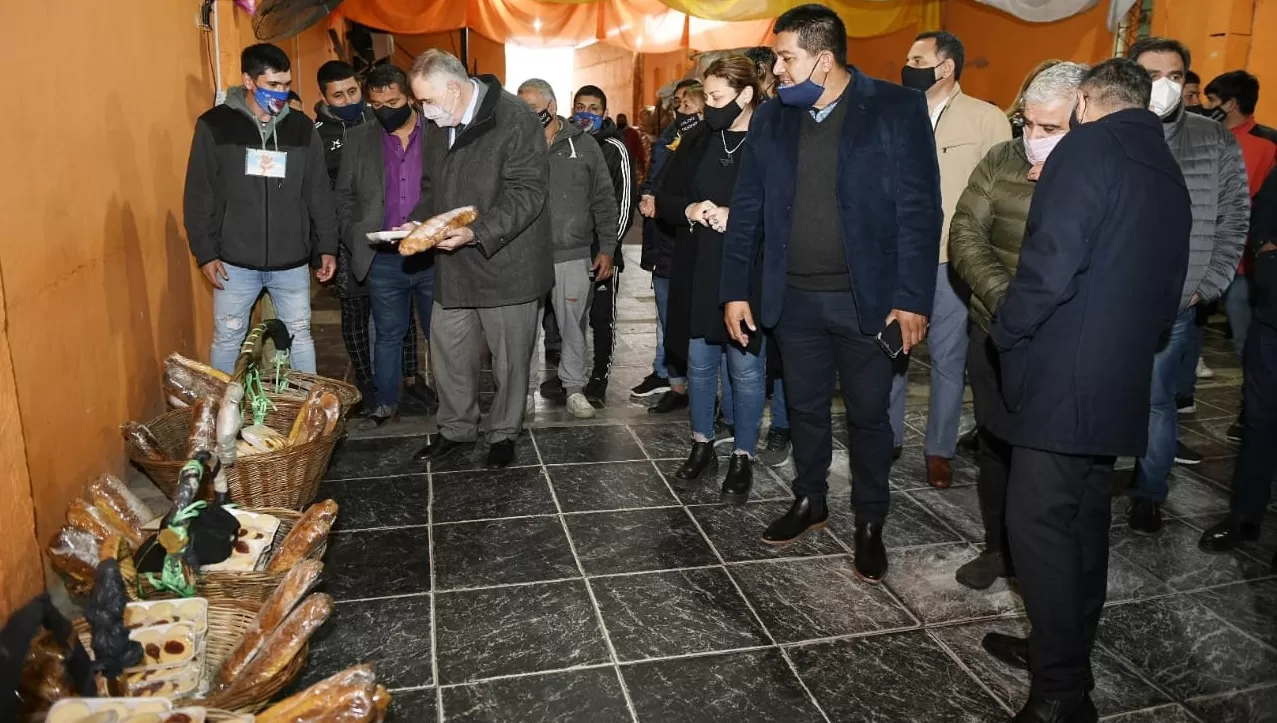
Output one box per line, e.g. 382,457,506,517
1163,106,1250,309
544,117,618,263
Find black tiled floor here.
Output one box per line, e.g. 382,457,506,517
294,265,1274,721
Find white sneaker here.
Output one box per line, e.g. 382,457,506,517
567,392,596,419
1196,358,1214,379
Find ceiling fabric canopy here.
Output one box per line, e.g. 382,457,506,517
337,0,1126,52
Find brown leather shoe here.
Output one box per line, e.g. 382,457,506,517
926,455,953,489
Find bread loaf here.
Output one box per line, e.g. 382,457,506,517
255,664,377,723
121,422,169,461
48,527,101,589
288,386,341,446
186,395,219,459
399,206,478,255
372,684,391,722
86,474,153,546
229,593,334,691
163,353,229,406
66,497,119,542
215,560,323,686
266,499,338,572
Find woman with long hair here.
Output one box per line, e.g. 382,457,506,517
655,55,767,502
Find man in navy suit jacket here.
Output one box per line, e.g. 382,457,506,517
721,4,941,583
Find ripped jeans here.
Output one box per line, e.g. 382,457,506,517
210,263,317,374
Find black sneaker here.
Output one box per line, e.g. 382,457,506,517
539,376,566,402
1176,396,1196,414
583,376,608,404
1127,497,1164,536
648,390,689,414
714,417,736,448
759,427,792,467
630,373,671,398
545,348,561,366
1174,441,1204,466
1227,417,1244,443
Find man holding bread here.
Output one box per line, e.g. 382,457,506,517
399,49,552,469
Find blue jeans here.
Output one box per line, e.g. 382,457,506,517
1225,276,1251,359
688,337,766,454
723,350,788,429
1178,310,1203,399
1131,307,1196,502
771,378,789,429
368,253,435,408
211,263,316,374
652,276,685,384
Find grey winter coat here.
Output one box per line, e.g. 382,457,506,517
407,75,552,309
545,117,618,263
1164,106,1250,309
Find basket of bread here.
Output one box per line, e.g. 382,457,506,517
123,360,344,510
48,472,336,603
72,562,332,714
44,699,256,722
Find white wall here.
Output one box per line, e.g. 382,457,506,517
505,44,577,112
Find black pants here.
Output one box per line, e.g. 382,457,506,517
590,274,619,381
338,294,418,391
1007,446,1114,699
1231,320,1277,521
773,287,893,523
967,326,1013,553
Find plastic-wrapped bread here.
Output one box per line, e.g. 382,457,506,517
121,422,169,461
215,560,324,686
186,395,219,459
48,527,101,589
255,664,378,723
372,685,391,722
19,629,77,705
399,205,478,255
163,353,229,406
230,593,334,691
87,474,154,545
66,497,121,542
288,386,341,446
266,499,338,572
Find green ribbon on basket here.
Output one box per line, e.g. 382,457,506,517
140,498,205,598
244,367,276,427
271,350,292,394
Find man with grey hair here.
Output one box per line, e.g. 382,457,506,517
980,57,1191,721
400,49,552,468
949,61,1088,592
517,78,619,419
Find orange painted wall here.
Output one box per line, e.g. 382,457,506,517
848,25,921,82
1155,0,1274,126
1251,0,1276,125
575,43,638,122
0,0,218,605
0,267,41,620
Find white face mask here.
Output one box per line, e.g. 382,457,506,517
1148,77,1183,118
421,86,460,128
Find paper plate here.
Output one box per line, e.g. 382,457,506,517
366,229,410,243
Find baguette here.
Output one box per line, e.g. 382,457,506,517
121,422,169,460
230,593,334,691
255,664,377,723
186,395,219,459
288,386,341,446
266,499,338,572
399,206,478,255
215,560,323,686
372,684,391,722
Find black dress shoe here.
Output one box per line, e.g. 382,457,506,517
957,426,981,455
1127,497,1163,536
721,454,753,504
762,496,828,545
649,390,689,414
1014,694,1097,723
982,632,1029,671
413,435,472,462
1198,518,1261,553
955,549,1013,590
487,439,516,468
675,441,718,480
853,520,888,583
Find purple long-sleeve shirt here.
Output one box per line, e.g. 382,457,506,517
382,115,424,230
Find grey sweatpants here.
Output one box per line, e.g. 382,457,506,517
551,258,594,394
431,299,539,444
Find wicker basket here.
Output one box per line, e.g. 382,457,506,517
73,599,306,714
259,370,362,417
126,401,343,510
122,508,328,603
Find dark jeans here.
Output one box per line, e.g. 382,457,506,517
368,252,435,408
590,274,619,380
1008,447,1114,699
966,326,1012,553
773,288,893,524
338,294,418,391
1230,320,1277,521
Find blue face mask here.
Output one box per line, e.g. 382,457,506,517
776,58,827,108
573,111,604,131
330,100,365,123
254,85,291,116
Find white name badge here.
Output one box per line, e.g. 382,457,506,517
245,148,287,178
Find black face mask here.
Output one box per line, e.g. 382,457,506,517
1204,105,1229,123
676,112,701,134
374,104,413,133
900,65,939,93
703,95,744,131
537,108,554,128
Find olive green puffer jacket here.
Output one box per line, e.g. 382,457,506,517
949,138,1035,333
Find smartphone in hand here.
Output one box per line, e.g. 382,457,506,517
876,320,904,358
